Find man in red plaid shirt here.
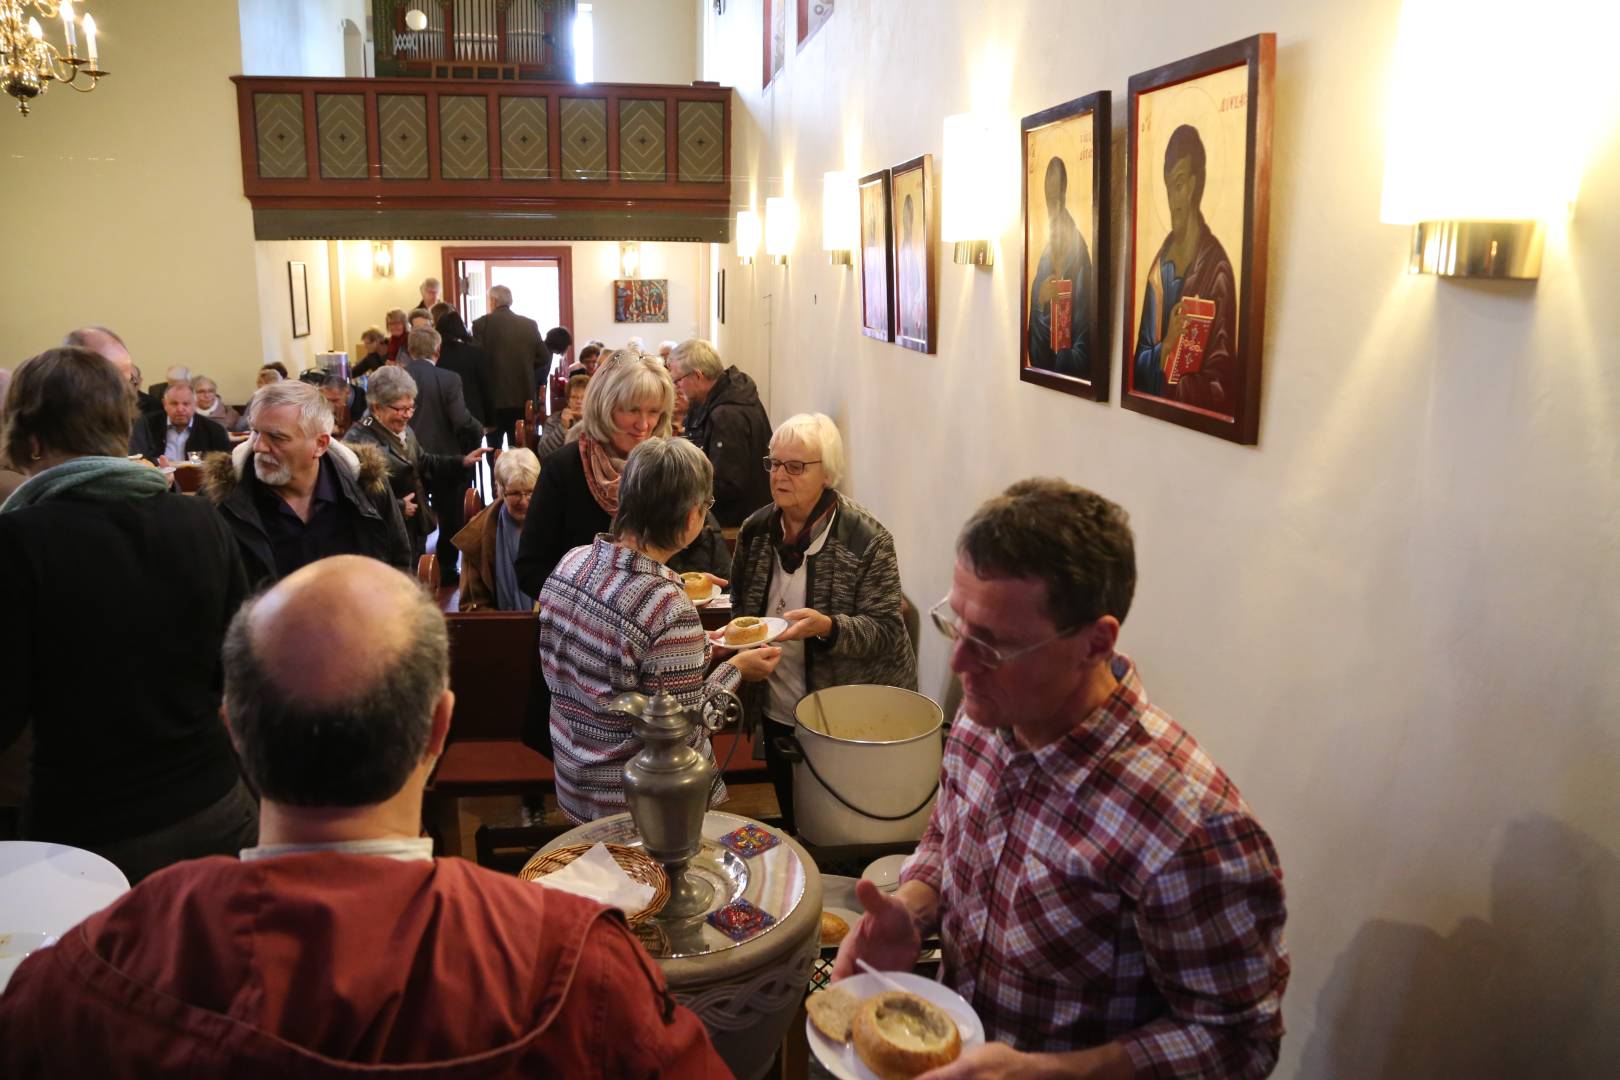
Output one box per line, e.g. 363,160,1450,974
834,479,1289,1078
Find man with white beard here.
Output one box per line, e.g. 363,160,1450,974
201,380,410,585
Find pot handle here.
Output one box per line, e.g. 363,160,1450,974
774,733,941,823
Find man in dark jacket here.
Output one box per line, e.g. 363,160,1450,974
435,309,494,432
129,381,233,464
0,555,728,1078
403,326,484,586
471,284,547,445
669,338,772,526
201,381,410,585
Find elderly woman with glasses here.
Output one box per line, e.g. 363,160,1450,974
344,365,490,563
515,349,728,598
727,412,917,832
539,437,781,822
189,375,245,433
451,447,541,612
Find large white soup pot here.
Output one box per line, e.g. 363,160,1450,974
788,685,944,847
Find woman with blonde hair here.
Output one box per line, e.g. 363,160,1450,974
515,349,727,596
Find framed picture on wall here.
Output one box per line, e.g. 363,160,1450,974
763,0,789,88
615,278,669,322
716,268,726,325
1121,33,1274,444
796,0,832,50
1020,91,1111,401
857,168,894,342
288,261,310,339
889,154,936,354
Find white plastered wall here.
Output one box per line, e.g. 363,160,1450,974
706,1,1620,1076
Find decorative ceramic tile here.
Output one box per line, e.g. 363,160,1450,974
618,99,666,182
254,93,307,180
378,94,429,180
677,101,724,183
500,96,549,180
559,97,607,181
438,95,489,180
707,898,777,942
316,94,366,179
717,824,780,858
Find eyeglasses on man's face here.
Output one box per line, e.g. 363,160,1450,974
763,456,822,476
928,596,1081,670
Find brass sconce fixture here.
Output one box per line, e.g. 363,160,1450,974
371,240,394,278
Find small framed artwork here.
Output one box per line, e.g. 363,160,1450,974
1020,91,1110,401
716,268,726,325
858,168,894,342
796,0,832,50
288,261,310,339
889,154,936,354
1121,33,1274,444
614,278,669,322
763,0,789,88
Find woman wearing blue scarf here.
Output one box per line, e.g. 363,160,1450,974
0,348,257,882
451,446,541,612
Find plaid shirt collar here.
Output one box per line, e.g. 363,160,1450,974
991,654,1145,784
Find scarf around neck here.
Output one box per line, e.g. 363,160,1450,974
578,433,626,515
772,487,839,573
494,503,535,612
0,455,170,514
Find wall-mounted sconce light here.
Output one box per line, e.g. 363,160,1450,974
619,240,641,278
822,170,857,266
942,111,1014,268
766,196,796,266
1381,0,1615,279
404,8,429,32
372,240,394,278
735,209,760,265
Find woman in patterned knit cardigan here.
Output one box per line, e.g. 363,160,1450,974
537,437,781,823
727,413,918,831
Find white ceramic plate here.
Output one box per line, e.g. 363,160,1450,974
709,616,789,650
689,583,723,606
861,853,910,892
805,971,985,1080
820,906,862,948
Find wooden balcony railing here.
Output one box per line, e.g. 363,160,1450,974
233,76,732,243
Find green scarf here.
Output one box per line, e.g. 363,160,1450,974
0,455,170,514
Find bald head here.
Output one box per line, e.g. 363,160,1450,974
223,556,450,807
63,326,133,382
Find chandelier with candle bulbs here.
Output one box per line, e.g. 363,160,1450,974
1,0,107,116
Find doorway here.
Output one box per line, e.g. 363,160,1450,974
441,245,575,380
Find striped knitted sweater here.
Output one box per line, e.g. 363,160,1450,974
538,536,740,823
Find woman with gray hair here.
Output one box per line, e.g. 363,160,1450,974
515,348,727,597
727,412,917,832
538,437,781,822
344,364,490,562
190,375,245,433
451,447,541,611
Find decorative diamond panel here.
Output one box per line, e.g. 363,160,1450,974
559,97,607,182
378,95,429,180
618,99,666,183
500,97,549,180
254,93,307,179
438,96,489,180
316,94,367,179
677,101,724,183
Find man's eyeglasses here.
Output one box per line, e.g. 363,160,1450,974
763,456,822,476
928,597,1080,669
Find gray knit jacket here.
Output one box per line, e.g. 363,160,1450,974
727,492,918,731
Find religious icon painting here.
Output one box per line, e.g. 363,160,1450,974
888,154,937,354
858,168,894,342
1122,33,1274,444
763,0,789,88
796,0,833,51
1020,91,1111,402
614,278,669,323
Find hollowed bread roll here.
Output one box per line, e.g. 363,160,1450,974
724,616,768,646
805,986,859,1042
852,990,961,1079
681,572,710,601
